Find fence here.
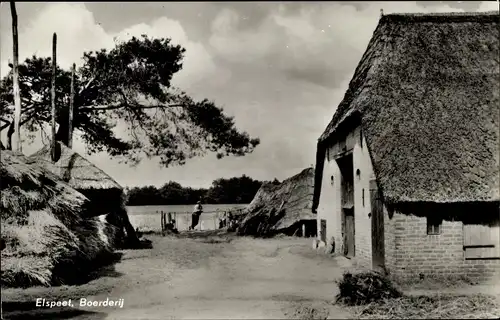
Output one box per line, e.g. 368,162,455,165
151,209,244,234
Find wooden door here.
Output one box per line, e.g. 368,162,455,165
370,179,385,270
344,209,355,258
463,223,500,259
320,219,327,243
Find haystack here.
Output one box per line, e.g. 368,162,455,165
0,151,115,288
237,168,316,237
29,142,139,246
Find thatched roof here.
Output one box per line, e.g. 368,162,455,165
1,151,115,287
238,168,315,236
29,141,122,191
1,151,89,223
314,12,499,208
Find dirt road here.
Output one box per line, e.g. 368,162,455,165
2,233,353,320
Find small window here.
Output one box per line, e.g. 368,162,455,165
427,217,442,235
356,169,361,179
330,175,334,185
362,189,365,207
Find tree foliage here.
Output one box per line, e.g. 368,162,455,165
0,35,260,166
126,175,277,206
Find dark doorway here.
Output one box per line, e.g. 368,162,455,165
337,153,355,258
370,179,385,270
320,219,327,243
344,208,355,257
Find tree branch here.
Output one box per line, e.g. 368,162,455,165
78,75,96,95
79,103,186,112
1,122,11,131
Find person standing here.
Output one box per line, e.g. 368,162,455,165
189,200,203,230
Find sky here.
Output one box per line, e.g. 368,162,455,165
0,1,498,189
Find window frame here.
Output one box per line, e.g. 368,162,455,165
427,216,443,235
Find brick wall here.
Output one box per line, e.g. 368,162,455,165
383,207,397,272
317,125,500,282
388,212,500,282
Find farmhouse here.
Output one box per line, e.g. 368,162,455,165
312,12,499,282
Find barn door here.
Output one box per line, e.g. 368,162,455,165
370,179,385,270
344,209,355,258
320,219,327,243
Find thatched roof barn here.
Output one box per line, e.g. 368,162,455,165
1,151,116,287
238,167,316,237
30,142,122,212
29,142,139,244
312,12,500,281
313,11,499,208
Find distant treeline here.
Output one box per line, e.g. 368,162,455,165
125,175,280,206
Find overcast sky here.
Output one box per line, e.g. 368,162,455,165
0,1,498,188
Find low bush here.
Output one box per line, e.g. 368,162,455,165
336,271,402,306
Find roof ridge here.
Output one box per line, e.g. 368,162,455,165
380,11,499,23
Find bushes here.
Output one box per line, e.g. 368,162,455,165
336,271,403,306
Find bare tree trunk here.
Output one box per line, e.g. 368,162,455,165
68,63,75,148
51,33,57,162
10,1,21,152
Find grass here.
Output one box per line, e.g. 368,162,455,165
352,294,500,319
284,302,331,320
391,274,479,290
334,271,500,319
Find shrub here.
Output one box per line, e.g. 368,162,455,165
336,271,403,306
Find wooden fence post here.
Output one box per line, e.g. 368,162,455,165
10,1,22,152
50,33,57,162
161,211,165,236
68,63,75,148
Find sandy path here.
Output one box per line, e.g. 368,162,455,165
2,235,352,320
92,237,350,319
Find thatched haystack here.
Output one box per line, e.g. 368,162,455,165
237,168,316,237
29,142,139,247
1,151,116,288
